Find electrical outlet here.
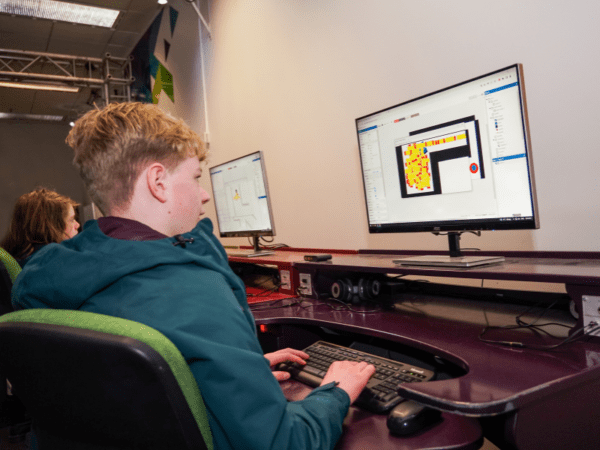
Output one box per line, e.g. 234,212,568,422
582,296,600,336
586,350,600,367
299,273,312,296
279,270,291,290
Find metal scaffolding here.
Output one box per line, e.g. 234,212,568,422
0,48,134,106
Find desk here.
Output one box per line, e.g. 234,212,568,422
235,249,600,336
279,378,483,450
237,250,600,449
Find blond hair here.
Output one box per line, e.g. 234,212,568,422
66,102,207,214
1,188,79,260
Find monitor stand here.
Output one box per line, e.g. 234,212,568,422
227,236,275,258
393,232,505,268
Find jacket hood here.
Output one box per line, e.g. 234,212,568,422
12,218,232,310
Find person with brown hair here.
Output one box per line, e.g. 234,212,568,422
1,188,80,267
12,102,375,450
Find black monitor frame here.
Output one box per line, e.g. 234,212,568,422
355,64,539,256
209,150,276,254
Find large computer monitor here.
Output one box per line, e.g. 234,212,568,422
209,150,276,257
355,64,538,267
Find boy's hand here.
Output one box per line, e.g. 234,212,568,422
264,348,309,381
321,360,376,404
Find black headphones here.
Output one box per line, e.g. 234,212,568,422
330,277,381,304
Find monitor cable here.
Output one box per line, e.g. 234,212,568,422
246,236,289,249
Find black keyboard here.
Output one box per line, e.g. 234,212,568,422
277,340,435,414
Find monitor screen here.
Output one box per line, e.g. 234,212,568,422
356,64,538,237
209,150,275,240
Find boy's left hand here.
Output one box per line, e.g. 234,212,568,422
264,348,309,381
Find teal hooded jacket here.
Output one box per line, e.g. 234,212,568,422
12,218,350,450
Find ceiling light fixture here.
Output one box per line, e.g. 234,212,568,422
0,81,80,93
0,112,64,121
158,0,167,4
0,0,120,28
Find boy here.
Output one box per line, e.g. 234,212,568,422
12,102,375,450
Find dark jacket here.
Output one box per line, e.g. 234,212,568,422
12,218,349,450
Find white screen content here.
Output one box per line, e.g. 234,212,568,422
356,65,535,230
209,151,274,235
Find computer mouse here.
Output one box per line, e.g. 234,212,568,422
386,400,442,436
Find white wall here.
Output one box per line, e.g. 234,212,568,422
201,0,600,252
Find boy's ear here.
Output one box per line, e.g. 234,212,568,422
146,163,168,203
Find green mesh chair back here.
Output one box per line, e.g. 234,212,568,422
0,248,20,315
0,309,213,450
0,247,21,284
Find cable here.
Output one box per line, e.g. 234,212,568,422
249,297,306,311
482,324,599,350
501,300,572,340
261,243,290,249
478,303,594,350
296,286,311,297
243,272,280,296
249,286,318,311
514,301,570,329
262,243,290,249
245,237,289,249
250,299,289,311
246,284,280,298
316,296,383,314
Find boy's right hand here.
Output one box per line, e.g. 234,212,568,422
320,360,376,404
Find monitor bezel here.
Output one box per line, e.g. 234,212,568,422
356,63,539,235
208,150,276,239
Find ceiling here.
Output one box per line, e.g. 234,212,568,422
0,0,163,121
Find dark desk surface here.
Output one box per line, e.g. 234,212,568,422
252,296,600,416
301,254,600,286
240,249,600,449
280,379,483,450
230,249,600,285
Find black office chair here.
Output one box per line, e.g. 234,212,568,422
0,309,213,450
0,248,20,315
0,260,11,416
0,248,31,444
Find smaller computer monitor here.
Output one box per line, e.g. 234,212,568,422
209,150,276,257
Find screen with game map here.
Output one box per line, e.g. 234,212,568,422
356,64,538,235
209,150,275,240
